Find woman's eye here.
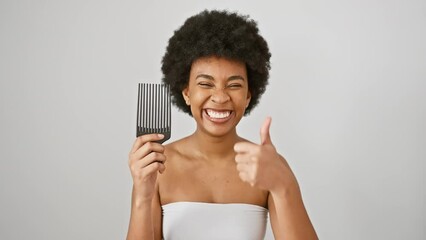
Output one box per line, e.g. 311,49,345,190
198,82,214,88
228,84,242,89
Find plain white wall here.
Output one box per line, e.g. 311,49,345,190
0,0,425,239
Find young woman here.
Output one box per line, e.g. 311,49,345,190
127,10,318,240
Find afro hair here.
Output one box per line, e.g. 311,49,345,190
161,10,271,116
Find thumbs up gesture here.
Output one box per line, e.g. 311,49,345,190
234,117,296,192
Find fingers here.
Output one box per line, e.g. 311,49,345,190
237,167,256,187
235,152,258,163
235,152,258,187
130,134,165,162
238,171,250,183
131,150,166,169
234,141,257,154
132,141,165,163
131,160,165,186
141,151,166,168
236,161,250,172
260,116,272,145
234,116,274,154
140,161,166,176
129,134,167,178
130,133,164,154
234,117,277,190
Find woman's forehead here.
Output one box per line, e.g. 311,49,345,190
190,56,247,75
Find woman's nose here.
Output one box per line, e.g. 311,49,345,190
210,88,230,103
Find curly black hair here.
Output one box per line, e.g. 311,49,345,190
161,10,271,115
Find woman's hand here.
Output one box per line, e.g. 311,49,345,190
234,117,297,193
128,134,166,201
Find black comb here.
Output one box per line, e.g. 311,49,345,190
136,83,171,143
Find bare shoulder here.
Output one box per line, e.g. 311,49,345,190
157,137,194,204
163,136,190,160
160,136,195,174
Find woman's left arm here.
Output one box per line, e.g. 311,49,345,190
234,117,318,240
267,154,318,240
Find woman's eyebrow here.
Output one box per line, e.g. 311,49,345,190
195,74,246,81
228,75,246,81
195,74,214,80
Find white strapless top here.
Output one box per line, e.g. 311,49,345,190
162,202,268,240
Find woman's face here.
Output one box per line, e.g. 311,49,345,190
182,56,251,137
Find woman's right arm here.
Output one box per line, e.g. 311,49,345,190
126,134,166,240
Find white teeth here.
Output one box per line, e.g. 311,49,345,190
206,109,231,119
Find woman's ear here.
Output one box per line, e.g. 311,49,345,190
246,90,251,108
182,87,190,105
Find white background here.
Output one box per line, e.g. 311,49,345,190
0,0,425,239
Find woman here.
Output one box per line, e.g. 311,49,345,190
127,10,318,240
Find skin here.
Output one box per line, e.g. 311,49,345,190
127,56,318,240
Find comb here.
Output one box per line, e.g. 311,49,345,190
136,83,171,143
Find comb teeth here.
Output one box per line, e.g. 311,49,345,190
136,83,171,142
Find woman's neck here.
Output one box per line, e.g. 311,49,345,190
188,128,240,161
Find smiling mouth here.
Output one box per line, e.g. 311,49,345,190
205,109,232,119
